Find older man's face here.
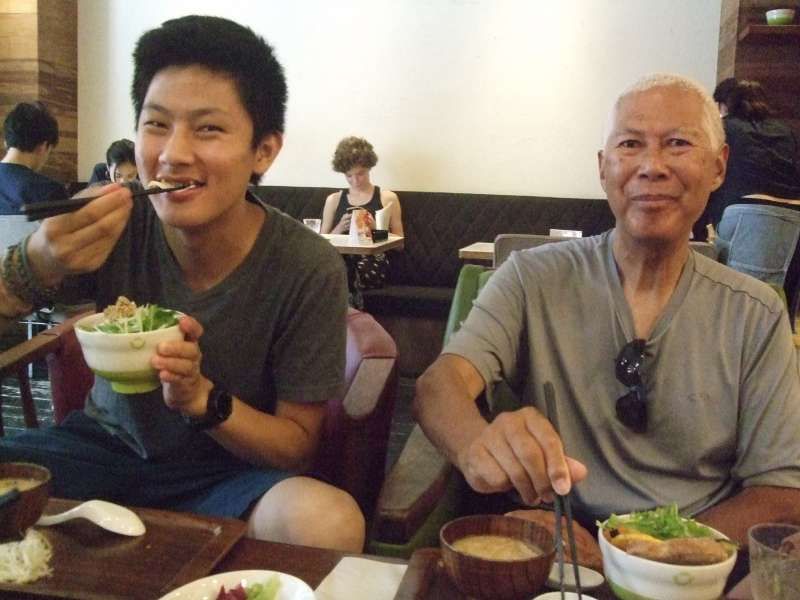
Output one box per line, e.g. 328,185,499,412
598,85,727,245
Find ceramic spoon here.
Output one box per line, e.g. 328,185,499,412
36,500,146,536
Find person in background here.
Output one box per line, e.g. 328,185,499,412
321,136,403,307
414,73,800,565
700,78,800,231
88,138,139,185
0,15,363,552
0,101,65,214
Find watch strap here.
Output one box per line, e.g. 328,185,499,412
183,383,233,431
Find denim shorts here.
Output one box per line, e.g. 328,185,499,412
0,411,293,518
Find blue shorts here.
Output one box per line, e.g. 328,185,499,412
0,411,293,518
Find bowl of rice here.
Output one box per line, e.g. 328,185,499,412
75,296,183,394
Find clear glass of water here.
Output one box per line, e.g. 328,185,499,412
302,218,321,234
749,523,800,600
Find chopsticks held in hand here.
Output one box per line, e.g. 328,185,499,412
544,381,583,600
20,182,193,221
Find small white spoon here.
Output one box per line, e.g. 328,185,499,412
36,500,146,536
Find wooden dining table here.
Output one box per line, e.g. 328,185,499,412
0,498,753,599
322,233,404,255
457,241,494,262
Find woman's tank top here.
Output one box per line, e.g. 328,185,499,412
332,186,383,232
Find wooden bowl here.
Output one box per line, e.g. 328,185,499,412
440,514,555,599
0,462,51,539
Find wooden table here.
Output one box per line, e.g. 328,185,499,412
458,241,494,262
0,499,752,599
322,233,404,255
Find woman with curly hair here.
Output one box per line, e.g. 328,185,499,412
321,136,403,307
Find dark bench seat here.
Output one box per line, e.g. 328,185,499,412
254,185,615,375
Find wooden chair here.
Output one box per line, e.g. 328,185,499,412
0,307,398,524
370,264,495,557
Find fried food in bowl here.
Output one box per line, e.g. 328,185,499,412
598,505,737,600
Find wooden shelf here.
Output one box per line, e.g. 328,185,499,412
739,23,800,42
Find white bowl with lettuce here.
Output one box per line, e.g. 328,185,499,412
598,504,737,600
75,298,183,394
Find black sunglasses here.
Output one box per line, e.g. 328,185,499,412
614,338,648,433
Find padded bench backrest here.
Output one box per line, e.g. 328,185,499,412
253,186,615,289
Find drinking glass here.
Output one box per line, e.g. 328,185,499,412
749,523,800,600
303,218,321,233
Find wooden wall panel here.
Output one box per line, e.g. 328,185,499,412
37,0,76,181
719,0,800,149
0,0,76,182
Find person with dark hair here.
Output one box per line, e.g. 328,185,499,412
87,139,138,185
0,101,65,214
0,16,363,551
705,78,800,318
703,78,800,229
321,136,403,307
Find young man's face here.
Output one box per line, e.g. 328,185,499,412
135,65,281,229
598,85,727,245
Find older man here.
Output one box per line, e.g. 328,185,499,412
414,74,800,549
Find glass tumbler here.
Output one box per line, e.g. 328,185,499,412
749,523,800,600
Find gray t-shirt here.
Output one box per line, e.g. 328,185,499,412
445,230,800,521
73,195,347,459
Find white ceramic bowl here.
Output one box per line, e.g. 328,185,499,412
766,8,796,25
74,312,183,394
598,518,737,600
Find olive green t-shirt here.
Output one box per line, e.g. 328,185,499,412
446,230,800,521
74,195,347,459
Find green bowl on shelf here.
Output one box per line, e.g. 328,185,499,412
766,8,796,25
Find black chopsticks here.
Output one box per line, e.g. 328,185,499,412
544,381,583,600
20,182,193,221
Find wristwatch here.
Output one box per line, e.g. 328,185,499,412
183,384,233,431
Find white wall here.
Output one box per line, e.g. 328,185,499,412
78,0,721,198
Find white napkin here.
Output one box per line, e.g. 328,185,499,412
375,204,392,230
315,556,407,600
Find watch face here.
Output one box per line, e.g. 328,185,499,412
211,387,233,421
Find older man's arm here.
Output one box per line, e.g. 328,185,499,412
697,485,800,547
414,353,587,505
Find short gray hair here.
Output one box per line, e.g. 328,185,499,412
604,73,725,151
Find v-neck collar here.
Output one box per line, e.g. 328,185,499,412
605,229,696,346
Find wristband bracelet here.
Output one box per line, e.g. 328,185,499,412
1,234,58,309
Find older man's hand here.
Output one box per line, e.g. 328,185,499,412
456,406,588,505
506,508,604,572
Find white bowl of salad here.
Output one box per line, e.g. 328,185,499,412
75,297,183,394
597,504,737,600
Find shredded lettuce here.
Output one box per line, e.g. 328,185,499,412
82,297,180,334
601,503,716,540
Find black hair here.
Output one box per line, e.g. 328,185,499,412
2,101,59,151
713,77,774,121
131,15,287,146
105,138,135,166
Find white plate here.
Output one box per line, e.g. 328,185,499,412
533,592,598,600
546,562,605,590
158,569,315,600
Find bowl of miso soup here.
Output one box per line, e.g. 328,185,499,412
440,514,555,599
0,462,51,539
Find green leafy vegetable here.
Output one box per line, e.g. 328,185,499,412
601,503,716,541
81,297,180,334
246,576,281,599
